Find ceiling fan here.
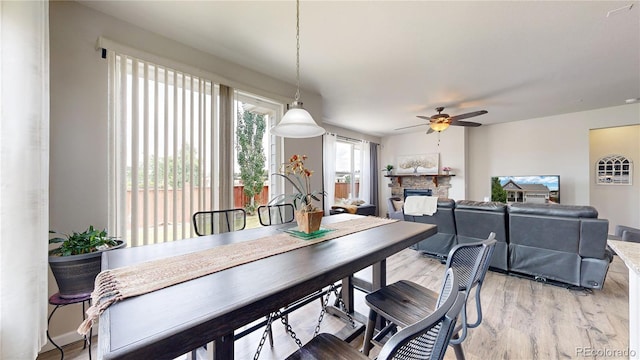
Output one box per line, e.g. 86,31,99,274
396,107,488,134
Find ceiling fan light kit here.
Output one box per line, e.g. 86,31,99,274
396,106,488,134
270,0,325,138
429,120,450,132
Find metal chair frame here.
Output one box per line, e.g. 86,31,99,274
257,204,295,226
192,208,246,236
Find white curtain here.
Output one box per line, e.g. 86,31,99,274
359,140,371,203
0,1,49,358
323,134,337,215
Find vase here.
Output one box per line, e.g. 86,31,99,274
295,209,324,234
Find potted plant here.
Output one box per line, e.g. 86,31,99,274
48,225,125,299
271,154,326,233
383,164,394,176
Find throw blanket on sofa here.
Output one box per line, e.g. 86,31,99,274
77,216,397,335
404,196,438,216
331,204,359,214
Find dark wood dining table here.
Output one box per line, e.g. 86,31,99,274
97,214,437,359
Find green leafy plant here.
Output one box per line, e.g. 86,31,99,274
49,226,119,256
270,154,326,212
384,164,394,171
236,106,267,215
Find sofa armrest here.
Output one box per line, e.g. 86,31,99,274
579,218,609,259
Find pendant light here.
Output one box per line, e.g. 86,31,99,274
271,0,325,138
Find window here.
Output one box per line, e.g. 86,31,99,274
334,139,362,202
106,50,283,246
234,93,283,229
596,154,632,185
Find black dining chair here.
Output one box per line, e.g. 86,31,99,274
362,233,497,360
286,268,464,360
258,204,295,226
192,208,246,236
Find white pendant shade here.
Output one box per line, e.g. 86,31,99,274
271,103,325,138
271,0,325,139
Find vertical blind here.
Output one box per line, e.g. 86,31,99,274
107,51,227,247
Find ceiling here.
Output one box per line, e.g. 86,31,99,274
78,1,640,137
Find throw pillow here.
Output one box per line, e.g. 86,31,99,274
392,199,404,211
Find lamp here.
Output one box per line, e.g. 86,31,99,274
271,0,325,138
429,112,451,132
429,121,450,132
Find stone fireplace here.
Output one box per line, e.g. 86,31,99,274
387,174,453,198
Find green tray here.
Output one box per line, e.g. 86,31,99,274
283,226,335,240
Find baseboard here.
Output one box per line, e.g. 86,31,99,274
40,327,92,353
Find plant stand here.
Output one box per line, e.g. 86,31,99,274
47,292,92,360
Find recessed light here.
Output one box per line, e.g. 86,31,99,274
625,98,640,104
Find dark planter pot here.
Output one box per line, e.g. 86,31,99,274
48,241,125,299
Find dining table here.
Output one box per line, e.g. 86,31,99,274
97,213,437,359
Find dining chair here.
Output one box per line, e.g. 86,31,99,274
286,269,464,360
362,233,497,360
258,204,295,226
192,208,246,236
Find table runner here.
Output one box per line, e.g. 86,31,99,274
78,216,397,334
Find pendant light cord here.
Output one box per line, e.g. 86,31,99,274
295,0,301,102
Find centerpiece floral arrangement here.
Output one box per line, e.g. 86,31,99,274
272,154,326,212
271,154,326,233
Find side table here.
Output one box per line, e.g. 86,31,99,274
47,292,92,360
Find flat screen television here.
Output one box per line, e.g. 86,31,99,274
491,175,560,204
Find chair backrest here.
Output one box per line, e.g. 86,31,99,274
377,269,464,360
442,232,496,295
192,209,246,236
257,204,295,226
437,233,496,343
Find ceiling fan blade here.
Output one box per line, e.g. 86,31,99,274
394,123,428,131
450,120,482,127
449,110,488,121
426,127,435,134
416,115,431,120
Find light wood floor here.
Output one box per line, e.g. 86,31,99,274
37,248,630,360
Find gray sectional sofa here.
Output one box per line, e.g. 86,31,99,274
404,199,613,290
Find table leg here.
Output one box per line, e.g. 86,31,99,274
372,260,387,330
213,334,234,360
341,276,355,313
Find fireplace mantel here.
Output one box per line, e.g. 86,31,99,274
384,173,455,187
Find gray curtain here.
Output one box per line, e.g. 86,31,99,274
219,85,234,209
370,142,380,216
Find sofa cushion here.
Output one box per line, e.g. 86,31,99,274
509,203,598,218
454,200,508,271
456,200,507,212
509,214,581,253
435,198,456,209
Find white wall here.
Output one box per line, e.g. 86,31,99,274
379,126,467,216
48,1,323,347
467,104,640,208
590,125,640,229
